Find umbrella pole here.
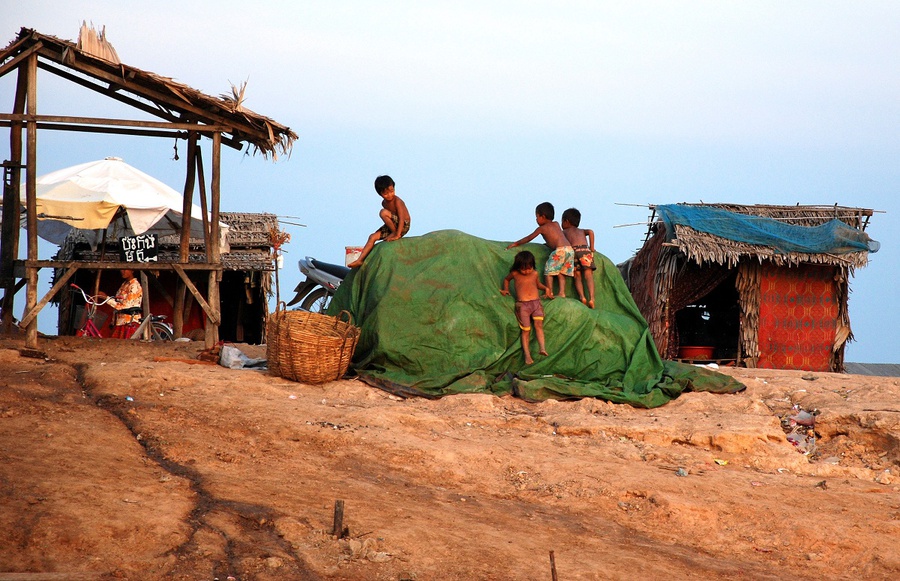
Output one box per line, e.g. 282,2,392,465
93,207,125,296
93,227,108,297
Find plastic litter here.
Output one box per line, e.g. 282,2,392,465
786,427,816,455
219,345,267,370
790,407,817,427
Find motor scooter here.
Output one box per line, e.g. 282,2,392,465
286,256,350,313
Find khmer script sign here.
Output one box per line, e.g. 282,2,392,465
119,234,158,262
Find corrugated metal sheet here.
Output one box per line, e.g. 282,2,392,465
844,362,900,377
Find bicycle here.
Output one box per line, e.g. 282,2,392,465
128,309,174,342
70,284,174,341
70,283,112,338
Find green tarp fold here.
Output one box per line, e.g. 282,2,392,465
328,230,743,407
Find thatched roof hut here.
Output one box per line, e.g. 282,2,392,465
623,203,878,372
56,212,280,344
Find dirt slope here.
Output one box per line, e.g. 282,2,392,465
1,335,898,580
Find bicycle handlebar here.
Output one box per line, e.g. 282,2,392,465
70,283,113,307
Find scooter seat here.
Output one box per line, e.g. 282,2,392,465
310,259,350,279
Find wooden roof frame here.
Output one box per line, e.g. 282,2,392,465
0,27,297,350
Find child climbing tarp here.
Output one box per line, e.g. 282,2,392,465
328,230,743,408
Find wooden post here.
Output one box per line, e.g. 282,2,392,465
178,133,197,263
204,132,222,349
332,500,345,539
174,133,197,339
0,63,26,332
173,283,186,339
24,53,38,349
549,550,558,581
195,146,210,262
140,271,150,340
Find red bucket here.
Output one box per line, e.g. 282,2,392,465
678,345,715,359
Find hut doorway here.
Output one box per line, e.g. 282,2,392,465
219,270,267,345
675,271,740,362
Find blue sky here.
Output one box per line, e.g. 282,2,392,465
4,2,898,362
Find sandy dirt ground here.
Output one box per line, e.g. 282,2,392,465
1,334,898,581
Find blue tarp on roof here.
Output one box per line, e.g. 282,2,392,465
656,205,879,255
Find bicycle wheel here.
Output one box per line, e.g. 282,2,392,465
299,287,332,313
150,322,174,341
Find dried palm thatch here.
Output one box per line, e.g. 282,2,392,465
76,22,120,64
658,203,873,270
668,224,870,269
220,79,249,114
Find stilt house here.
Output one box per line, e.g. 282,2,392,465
55,212,279,344
0,27,296,350
623,203,878,372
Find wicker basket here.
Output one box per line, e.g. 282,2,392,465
267,308,360,384
266,305,287,377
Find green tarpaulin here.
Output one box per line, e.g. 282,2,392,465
328,230,744,407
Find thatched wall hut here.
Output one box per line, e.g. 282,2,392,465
56,212,278,344
624,203,878,372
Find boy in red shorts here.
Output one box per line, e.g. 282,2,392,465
501,250,553,365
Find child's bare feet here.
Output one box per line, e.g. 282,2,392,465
524,356,534,365
539,349,548,356
588,299,595,309
580,297,587,305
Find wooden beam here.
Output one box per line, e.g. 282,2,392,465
0,120,242,151
1,279,26,331
144,271,175,309
33,61,247,150
172,264,219,325
0,121,189,140
34,45,273,143
0,41,43,79
20,259,223,271
0,32,36,70
0,113,229,133
36,60,182,123
17,264,79,328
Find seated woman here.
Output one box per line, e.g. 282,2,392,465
97,269,143,339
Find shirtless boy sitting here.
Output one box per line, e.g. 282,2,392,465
348,175,411,268
506,202,575,298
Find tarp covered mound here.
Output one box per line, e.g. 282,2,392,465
328,230,744,408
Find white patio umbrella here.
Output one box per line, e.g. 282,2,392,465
21,156,229,250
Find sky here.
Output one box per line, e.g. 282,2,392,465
3,1,898,363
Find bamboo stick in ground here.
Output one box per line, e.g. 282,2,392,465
332,499,345,539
